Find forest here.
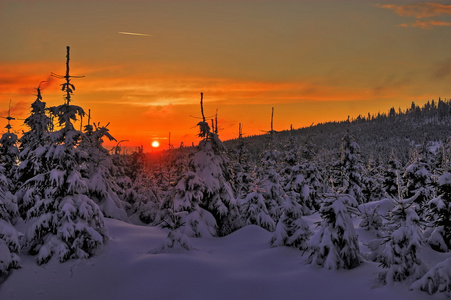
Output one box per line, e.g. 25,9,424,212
2,47,451,298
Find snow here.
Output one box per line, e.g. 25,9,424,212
1,218,445,300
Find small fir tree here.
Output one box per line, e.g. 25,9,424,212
427,172,451,252
307,193,362,270
239,179,275,231
0,101,20,182
185,93,240,236
0,165,20,275
338,131,365,204
403,150,434,210
172,171,217,237
362,157,385,202
375,196,427,284
284,165,312,216
17,83,52,187
359,204,383,234
270,192,311,250
81,119,128,220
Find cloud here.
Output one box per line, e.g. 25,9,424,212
432,57,451,79
377,3,451,19
372,74,413,95
399,19,451,29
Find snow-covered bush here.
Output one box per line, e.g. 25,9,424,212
359,204,383,233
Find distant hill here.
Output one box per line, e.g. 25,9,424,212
223,97,451,166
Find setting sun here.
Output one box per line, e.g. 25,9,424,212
151,141,160,148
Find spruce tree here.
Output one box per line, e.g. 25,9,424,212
17,83,52,187
403,150,434,210
338,131,365,204
256,147,285,222
299,138,323,211
375,196,427,284
307,193,361,269
383,151,404,199
270,192,311,250
167,94,239,236
231,123,252,202
20,47,107,264
80,118,128,220
0,101,20,182
186,94,240,236
427,172,451,252
172,171,217,237
239,179,275,231
362,157,385,202
0,165,20,275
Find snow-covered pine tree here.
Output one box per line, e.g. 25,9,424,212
307,193,362,270
282,165,313,215
362,156,385,202
186,94,240,236
0,101,20,180
0,164,20,275
231,123,252,202
338,130,365,204
172,171,217,237
403,149,434,211
16,82,52,187
254,109,285,224
375,196,427,284
0,103,21,273
153,145,191,227
153,200,192,253
80,116,128,221
281,132,299,183
239,179,275,231
20,47,107,264
256,146,285,223
299,161,323,211
359,204,383,234
411,257,451,297
427,172,451,252
299,138,323,211
270,192,311,250
383,151,404,199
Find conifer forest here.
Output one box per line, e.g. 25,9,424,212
2,47,451,299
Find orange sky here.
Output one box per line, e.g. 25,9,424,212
1,0,450,151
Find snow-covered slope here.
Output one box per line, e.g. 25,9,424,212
0,217,446,300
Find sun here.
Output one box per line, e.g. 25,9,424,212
151,141,160,148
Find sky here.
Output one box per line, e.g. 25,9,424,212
1,0,450,151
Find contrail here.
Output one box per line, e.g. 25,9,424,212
119,32,152,37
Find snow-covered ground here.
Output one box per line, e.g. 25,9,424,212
0,215,448,300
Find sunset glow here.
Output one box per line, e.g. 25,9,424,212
152,141,160,148
1,0,450,151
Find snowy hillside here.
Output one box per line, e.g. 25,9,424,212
1,213,447,300
2,47,451,299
